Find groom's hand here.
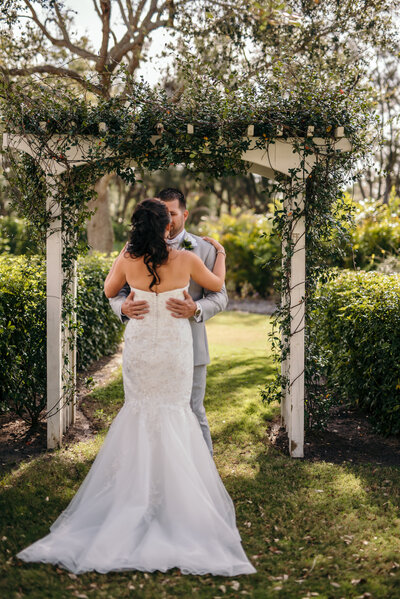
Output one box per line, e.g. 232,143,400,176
166,291,196,319
121,290,149,320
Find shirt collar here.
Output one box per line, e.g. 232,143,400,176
167,229,186,246
166,229,198,248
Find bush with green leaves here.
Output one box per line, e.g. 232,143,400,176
333,195,400,270
76,253,124,370
0,253,123,425
192,210,281,298
311,269,400,435
0,254,46,425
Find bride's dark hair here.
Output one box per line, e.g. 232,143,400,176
126,198,171,290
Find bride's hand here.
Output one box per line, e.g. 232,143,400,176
202,236,225,254
119,242,129,256
114,242,129,263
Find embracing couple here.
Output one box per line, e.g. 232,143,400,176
16,188,256,577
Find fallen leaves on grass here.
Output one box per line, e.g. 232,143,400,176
351,578,366,585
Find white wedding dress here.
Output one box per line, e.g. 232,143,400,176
16,285,256,576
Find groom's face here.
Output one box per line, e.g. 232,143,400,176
163,199,189,239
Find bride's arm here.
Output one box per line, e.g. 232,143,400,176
104,250,128,298
188,238,226,292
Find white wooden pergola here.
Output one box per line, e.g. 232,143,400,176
3,127,351,457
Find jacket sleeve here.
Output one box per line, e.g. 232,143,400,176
196,244,228,322
108,283,131,323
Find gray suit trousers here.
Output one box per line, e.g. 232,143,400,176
191,364,213,455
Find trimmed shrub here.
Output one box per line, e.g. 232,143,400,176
76,253,124,370
312,269,400,435
0,255,46,424
192,210,280,298
0,253,123,425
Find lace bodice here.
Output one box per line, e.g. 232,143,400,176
122,284,194,414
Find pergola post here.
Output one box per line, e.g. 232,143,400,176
69,260,77,426
288,193,305,457
280,197,290,430
46,176,63,448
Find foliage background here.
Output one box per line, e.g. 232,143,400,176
191,211,281,298
1,0,400,434
332,195,400,271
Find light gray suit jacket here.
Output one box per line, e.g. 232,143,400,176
108,231,228,366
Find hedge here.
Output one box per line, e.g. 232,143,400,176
0,253,123,425
311,269,400,435
76,254,124,370
0,255,46,425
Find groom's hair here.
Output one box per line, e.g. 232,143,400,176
157,188,186,211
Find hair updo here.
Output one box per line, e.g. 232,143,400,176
126,198,171,290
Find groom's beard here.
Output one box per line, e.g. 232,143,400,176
168,225,184,239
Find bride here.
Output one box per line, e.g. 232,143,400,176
16,198,256,577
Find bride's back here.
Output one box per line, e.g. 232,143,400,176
122,249,191,293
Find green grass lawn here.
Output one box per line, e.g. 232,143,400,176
1,312,400,598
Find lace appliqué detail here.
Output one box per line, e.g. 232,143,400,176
122,287,194,428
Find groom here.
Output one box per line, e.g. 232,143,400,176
108,188,228,455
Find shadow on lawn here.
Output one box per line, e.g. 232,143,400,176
205,357,275,402
220,446,400,597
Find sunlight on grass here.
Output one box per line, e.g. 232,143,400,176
1,312,400,598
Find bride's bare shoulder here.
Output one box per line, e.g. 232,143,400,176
169,249,193,261
121,250,141,262
181,251,203,269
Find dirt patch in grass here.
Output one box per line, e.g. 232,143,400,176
269,404,400,466
0,344,123,473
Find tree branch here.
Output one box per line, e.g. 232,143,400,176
109,27,118,47
23,0,97,62
131,0,148,31
116,0,131,31
2,65,104,96
93,0,117,47
108,0,166,69
126,17,169,75
96,0,111,73
91,0,102,18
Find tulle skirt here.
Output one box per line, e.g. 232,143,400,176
16,402,256,576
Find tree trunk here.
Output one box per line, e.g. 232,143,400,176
87,174,114,253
